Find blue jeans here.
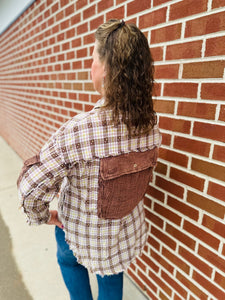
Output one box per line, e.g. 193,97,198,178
55,226,123,300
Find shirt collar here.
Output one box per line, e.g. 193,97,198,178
94,98,105,109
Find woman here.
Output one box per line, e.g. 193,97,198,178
18,19,161,300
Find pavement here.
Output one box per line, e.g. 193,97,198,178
0,136,148,300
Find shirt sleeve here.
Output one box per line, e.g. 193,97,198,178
17,130,70,225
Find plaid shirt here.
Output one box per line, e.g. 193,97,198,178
18,99,161,275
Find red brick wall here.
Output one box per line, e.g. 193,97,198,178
0,0,225,299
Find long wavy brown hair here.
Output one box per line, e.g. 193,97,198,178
95,19,156,136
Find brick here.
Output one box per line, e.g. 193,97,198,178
147,235,160,251
166,40,202,60
205,36,225,56
156,176,184,198
67,50,75,59
52,23,59,34
127,0,151,16
151,46,164,61
202,214,225,238
83,4,96,19
106,6,125,19
164,83,198,99
76,0,87,10
97,0,113,13
84,104,94,112
65,3,74,17
176,271,208,300
155,64,179,79
57,32,64,42
90,15,104,30
116,0,127,4
52,2,59,13
151,248,174,273
159,148,189,167
151,23,182,44
154,99,175,115
56,10,64,22
66,28,75,39
127,269,145,291
140,252,159,273
162,247,190,274
219,105,225,122
91,94,101,103
158,132,172,146
153,82,161,96
153,0,171,5
72,82,82,90
161,270,188,298
146,185,165,202
191,157,225,182
72,60,82,69
174,293,182,300
139,7,167,29
199,244,225,273
174,136,210,157
152,225,177,250
177,102,216,120
159,116,191,134
213,145,225,163
193,122,225,143
208,181,225,203
187,190,225,218
74,102,83,111
77,71,88,80
137,269,157,293
161,291,171,300
170,0,208,20
70,13,81,25
63,62,71,70
60,20,70,30
183,220,220,250
148,268,172,297
166,223,196,250
136,257,146,272
185,12,225,37
76,48,87,58
126,17,137,25
60,0,69,7
77,22,88,35
146,289,158,300
212,0,225,8
68,92,77,100
83,33,95,45
155,161,167,175
84,82,95,92
145,208,164,228
154,202,181,225
183,61,225,79
72,38,81,48
167,195,199,221
201,83,225,101
215,272,225,290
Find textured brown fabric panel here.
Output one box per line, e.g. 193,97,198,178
98,147,158,219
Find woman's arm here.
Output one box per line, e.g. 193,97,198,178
17,132,70,226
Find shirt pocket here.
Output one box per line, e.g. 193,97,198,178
98,147,158,220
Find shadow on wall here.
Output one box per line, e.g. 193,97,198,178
0,211,32,300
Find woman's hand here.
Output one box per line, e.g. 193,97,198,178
47,210,64,229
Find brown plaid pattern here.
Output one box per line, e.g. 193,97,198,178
18,99,161,275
